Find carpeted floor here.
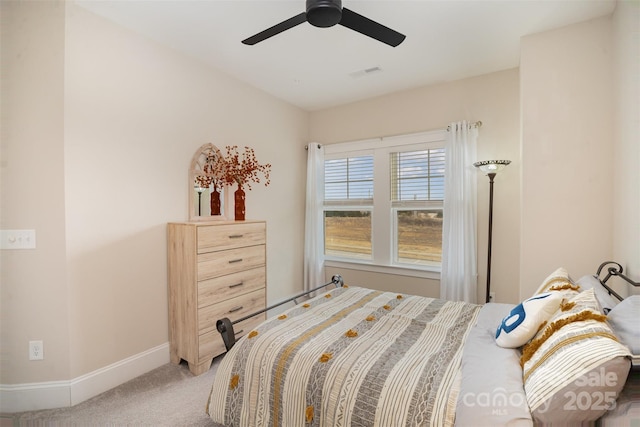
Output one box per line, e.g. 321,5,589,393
1,356,225,427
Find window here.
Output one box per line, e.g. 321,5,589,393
324,155,373,260
322,131,446,273
391,149,444,266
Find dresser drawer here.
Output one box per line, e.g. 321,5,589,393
197,222,265,254
198,268,265,309
197,245,265,281
198,288,266,335
199,313,266,360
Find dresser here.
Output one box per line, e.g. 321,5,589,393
167,220,266,375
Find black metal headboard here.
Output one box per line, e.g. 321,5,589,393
595,261,640,301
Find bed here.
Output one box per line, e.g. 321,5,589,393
206,262,639,426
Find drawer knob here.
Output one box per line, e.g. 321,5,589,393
229,306,244,313
229,282,244,288
228,258,243,264
229,234,244,239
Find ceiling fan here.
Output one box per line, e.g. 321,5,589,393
242,0,406,47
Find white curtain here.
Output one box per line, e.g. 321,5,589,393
303,143,325,292
440,121,478,303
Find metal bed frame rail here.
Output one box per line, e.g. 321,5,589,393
595,261,640,301
216,275,344,352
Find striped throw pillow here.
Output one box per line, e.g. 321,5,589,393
522,289,631,424
532,267,580,296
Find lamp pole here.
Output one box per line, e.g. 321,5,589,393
473,160,510,304
486,172,496,303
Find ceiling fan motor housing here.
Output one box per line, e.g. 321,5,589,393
306,0,343,28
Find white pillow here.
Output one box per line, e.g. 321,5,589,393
495,292,564,348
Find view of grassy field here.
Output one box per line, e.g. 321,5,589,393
324,212,442,263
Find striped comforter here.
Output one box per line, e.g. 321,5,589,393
207,286,480,427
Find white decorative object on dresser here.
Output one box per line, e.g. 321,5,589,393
167,220,266,375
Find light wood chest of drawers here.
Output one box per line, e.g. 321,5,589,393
167,220,266,375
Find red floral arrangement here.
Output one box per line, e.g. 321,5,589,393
194,151,217,189
219,146,271,190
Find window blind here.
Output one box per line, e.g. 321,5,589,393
324,155,374,201
391,149,445,202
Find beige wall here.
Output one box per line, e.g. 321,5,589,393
0,0,71,385
612,0,640,292
311,69,522,304
519,17,615,297
1,1,308,386
63,4,309,378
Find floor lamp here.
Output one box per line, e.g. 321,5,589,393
473,160,511,303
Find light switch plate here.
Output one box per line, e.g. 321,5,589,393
0,229,36,249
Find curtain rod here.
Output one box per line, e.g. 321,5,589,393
447,121,482,131
305,121,482,149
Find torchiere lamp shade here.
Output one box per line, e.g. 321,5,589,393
473,160,511,175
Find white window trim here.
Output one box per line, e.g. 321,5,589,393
323,129,446,277
325,259,441,280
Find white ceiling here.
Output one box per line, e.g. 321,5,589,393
75,0,616,111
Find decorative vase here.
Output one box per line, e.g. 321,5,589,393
210,187,221,216
234,187,246,221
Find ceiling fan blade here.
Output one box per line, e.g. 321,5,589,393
242,12,307,45
339,8,405,47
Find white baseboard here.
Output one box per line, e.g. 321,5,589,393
0,380,71,413
0,342,169,413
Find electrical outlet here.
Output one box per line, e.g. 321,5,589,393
29,340,43,360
